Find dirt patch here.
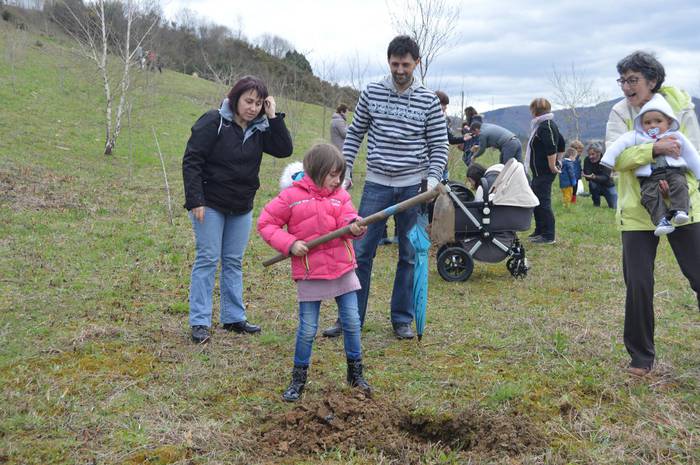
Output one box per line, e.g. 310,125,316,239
0,166,82,210
256,389,544,463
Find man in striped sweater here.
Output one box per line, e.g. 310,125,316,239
322,35,448,340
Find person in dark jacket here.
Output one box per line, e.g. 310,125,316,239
525,97,563,244
583,141,617,208
330,103,348,151
435,90,464,180
182,75,293,344
468,121,523,164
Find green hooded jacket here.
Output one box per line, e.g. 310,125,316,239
605,86,700,230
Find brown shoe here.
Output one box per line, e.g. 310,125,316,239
627,366,651,377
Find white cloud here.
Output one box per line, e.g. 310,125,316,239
163,0,700,113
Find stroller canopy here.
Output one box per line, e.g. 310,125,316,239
488,159,540,208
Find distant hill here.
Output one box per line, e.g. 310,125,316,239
482,97,700,142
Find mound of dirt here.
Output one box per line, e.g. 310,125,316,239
256,389,544,462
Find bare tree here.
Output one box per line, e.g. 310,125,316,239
550,63,605,140
53,0,159,154
388,0,460,84
346,50,370,92
256,33,293,59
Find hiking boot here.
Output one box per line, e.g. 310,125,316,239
222,320,261,334
530,236,556,245
322,319,342,338
191,325,210,344
393,323,415,340
282,365,308,402
654,217,675,236
346,358,371,395
672,211,689,226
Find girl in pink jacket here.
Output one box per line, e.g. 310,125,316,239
257,143,370,402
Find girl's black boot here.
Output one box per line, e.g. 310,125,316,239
282,365,307,402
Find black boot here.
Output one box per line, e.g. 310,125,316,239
346,358,371,394
322,319,342,338
282,365,307,402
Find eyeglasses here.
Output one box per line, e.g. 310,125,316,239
617,77,641,87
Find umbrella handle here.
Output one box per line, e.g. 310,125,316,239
262,184,446,267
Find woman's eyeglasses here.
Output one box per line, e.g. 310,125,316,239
617,77,641,87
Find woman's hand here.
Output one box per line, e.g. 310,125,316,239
290,240,308,256
350,222,367,236
192,206,205,223
653,136,681,159
264,96,277,118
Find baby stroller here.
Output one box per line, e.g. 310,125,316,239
431,159,539,282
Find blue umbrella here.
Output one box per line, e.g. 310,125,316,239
408,211,431,341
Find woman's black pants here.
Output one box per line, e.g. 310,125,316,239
531,172,556,240
621,223,700,369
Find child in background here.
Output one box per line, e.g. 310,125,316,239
257,143,371,402
559,147,578,207
602,93,700,236
568,140,585,202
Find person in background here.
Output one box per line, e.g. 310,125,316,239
468,121,523,164
559,147,578,208
568,140,585,203
582,141,617,209
524,97,563,245
464,106,483,127
182,76,293,344
605,50,700,376
330,103,349,152
435,90,464,180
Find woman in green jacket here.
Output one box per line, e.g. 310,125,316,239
605,51,700,376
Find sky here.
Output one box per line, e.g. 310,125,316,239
161,0,700,115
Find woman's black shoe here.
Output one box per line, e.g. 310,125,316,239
222,320,261,334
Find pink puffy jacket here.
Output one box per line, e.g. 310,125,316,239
257,176,362,280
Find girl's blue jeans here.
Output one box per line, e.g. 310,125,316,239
294,291,362,367
188,207,252,327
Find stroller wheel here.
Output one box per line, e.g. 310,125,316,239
506,256,529,278
437,246,474,282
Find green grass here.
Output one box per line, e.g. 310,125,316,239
1,22,699,465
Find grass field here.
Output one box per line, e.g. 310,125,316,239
1,23,699,465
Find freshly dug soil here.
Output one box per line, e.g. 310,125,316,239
256,389,544,462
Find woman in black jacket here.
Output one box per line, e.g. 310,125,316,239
182,76,293,344
525,97,563,245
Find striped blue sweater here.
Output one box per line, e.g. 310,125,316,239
343,76,448,187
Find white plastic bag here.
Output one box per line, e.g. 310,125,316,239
576,179,585,195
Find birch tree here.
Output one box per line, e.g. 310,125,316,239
53,0,159,155
550,63,604,140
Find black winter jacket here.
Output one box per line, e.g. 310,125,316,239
529,119,564,177
182,110,293,214
583,157,614,187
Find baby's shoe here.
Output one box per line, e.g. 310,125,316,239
654,217,675,236
672,210,689,226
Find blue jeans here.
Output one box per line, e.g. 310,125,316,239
189,207,252,327
354,181,418,327
589,181,618,209
294,292,362,366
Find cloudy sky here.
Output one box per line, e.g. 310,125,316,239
162,0,700,114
